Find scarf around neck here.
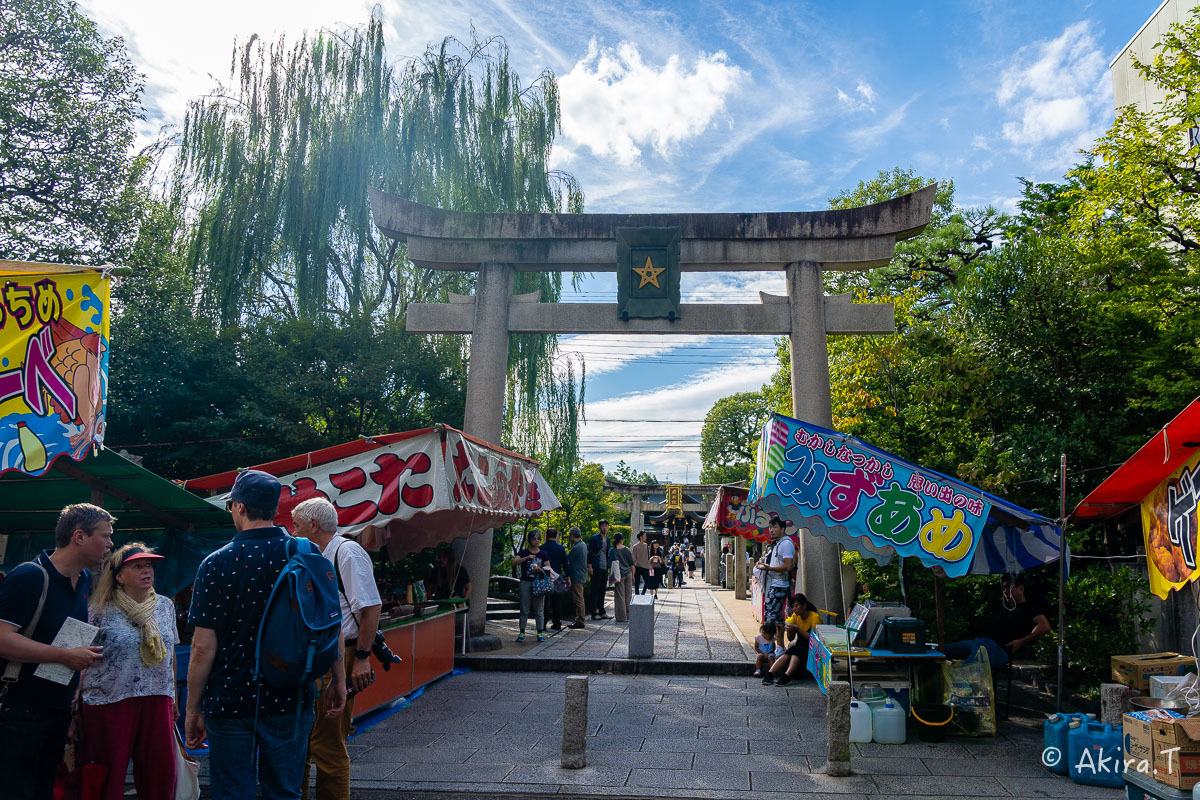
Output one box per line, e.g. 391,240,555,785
114,588,167,667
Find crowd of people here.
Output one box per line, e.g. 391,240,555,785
0,469,405,800
511,525,707,637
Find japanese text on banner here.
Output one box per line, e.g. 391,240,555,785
0,271,110,475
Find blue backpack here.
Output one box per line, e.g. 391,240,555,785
253,537,342,689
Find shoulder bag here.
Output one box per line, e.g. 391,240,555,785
173,726,200,800
0,560,49,711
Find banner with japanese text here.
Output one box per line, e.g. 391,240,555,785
0,267,110,476
703,485,796,543
750,413,992,578
444,431,557,517
1141,449,1200,599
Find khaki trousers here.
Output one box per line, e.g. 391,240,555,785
613,572,633,621
570,582,586,625
303,646,356,800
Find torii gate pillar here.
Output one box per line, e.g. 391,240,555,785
459,261,514,648
788,261,841,612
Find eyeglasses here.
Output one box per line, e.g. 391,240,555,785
225,499,235,512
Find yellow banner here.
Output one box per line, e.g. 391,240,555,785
0,269,110,475
1142,449,1200,598
666,485,683,513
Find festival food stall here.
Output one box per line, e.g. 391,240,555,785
702,486,799,621
748,412,1066,718
183,425,560,715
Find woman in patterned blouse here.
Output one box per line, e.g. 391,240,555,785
79,542,180,800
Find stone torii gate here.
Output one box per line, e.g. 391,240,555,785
370,185,935,645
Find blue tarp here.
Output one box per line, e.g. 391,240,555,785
749,413,1065,576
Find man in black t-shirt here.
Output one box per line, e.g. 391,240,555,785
943,574,1051,668
0,503,112,800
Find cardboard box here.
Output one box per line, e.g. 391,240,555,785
1125,709,1182,768
1152,675,1192,699
1151,716,1200,790
1112,652,1195,692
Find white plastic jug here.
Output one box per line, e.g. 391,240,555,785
872,699,906,744
849,700,872,743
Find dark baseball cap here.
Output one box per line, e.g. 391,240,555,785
230,469,281,513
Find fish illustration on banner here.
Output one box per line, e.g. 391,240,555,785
0,265,111,476
750,413,993,578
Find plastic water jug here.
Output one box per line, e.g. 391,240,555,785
1043,713,1092,776
849,700,872,743
1067,721,1123,789
872,698,906,744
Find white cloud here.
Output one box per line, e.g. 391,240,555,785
996,20,1112,166
557,39,746,165
579,361,773,480
836,81,877,113
846,96,917,149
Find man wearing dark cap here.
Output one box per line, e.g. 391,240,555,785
186,470,346,800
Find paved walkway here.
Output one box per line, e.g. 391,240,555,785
331,670,1117,799
478,582,755,662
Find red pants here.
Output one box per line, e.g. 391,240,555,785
79,695,176,800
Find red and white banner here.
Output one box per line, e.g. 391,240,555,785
186,426,559,558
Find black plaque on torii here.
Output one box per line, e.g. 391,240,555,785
616,227,681,321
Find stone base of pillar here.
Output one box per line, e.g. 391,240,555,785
469,633,502,652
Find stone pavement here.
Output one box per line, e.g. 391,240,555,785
328,670,1119,799
477,582,755,662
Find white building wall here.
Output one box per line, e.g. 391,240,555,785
1111,0,1200,113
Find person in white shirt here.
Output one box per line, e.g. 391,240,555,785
754,517,795,652
292,498,382,800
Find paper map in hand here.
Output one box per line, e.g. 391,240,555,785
33,617,98,685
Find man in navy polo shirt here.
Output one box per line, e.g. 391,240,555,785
0,503,113,800
186,470,346,800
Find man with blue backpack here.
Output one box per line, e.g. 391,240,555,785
186,470,347,800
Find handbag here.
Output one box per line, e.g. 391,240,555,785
173,725,200,800
608,560,620,585
531,574,554,596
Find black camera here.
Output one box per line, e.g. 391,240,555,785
371,630,402,671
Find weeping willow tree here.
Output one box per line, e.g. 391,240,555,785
171,12,584,467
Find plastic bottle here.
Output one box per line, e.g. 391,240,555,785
872,698,906,744
1043,714,1070,776
849,700,872,743
1067,721,1124,789
17,422,46,472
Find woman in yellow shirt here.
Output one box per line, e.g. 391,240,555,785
763,594,822,686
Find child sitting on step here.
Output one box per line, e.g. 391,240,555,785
753,620,778,677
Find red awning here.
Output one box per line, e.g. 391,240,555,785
1071,398,1200,522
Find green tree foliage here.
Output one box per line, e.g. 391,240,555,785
543,461,616,535
0,0,143,262
106,14,586,477
699,391,770,484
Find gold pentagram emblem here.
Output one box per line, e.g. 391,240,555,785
632,256,665,289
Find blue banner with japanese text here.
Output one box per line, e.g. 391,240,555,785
749,413,992,578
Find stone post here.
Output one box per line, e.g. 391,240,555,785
734,535,747,600
1101,683,1134,726
630,491,642,541
461,261,514,645
628,595,655,658
562,675,589,768
787,261,843,618
825,679,852,776
705,527,718,584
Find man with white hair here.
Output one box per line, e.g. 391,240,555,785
292,497,382,800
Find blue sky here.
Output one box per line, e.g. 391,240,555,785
87,0,1158,479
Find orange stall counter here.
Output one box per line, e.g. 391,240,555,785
351,609,455,718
